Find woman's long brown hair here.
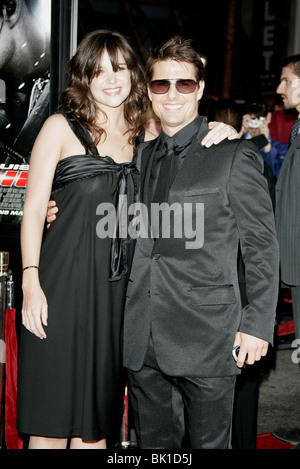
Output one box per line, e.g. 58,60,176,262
60,30,148,149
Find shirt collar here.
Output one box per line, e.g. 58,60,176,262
160,115,201,149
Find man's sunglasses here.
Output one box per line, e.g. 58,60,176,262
150,79,198,95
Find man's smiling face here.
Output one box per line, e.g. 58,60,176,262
147,59,204,136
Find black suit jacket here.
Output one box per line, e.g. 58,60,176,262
123,117,279,377
275,133,300,285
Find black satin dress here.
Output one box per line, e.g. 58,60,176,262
17,112,139,442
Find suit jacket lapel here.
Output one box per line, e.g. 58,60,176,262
137,137,161,249
137,137,160,206
168,117,209,200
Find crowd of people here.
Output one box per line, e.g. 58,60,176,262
3,24,299,450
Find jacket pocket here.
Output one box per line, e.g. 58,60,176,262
190,284,236,306
185,187,220,197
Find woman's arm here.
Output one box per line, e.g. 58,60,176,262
21,114,65,339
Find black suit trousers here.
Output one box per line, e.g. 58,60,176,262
127,336,236,449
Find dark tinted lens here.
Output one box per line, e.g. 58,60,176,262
176,80,197,93
150,80,170,94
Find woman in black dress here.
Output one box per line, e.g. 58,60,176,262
17,29,152,449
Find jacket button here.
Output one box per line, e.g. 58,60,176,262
153,253,160,260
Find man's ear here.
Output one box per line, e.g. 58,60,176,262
197,80,205,102
2,0,22,28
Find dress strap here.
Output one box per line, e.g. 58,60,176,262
60,111,99,156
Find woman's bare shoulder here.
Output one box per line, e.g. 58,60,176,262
36,113,72,144
42,113,69,130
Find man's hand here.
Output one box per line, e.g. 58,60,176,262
202,121,241,148
233,332,269,369
46,200,58,228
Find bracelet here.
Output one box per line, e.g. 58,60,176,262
23,265,39,272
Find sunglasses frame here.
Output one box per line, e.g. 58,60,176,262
149,79,199,95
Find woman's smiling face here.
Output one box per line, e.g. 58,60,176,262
89,49,131,111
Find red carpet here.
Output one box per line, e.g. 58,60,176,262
277,320,295,337
256,432,294,449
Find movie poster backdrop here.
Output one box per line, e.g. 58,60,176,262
0,0,51,225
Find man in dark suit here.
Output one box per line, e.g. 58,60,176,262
123,36,279,449
272,55,300,447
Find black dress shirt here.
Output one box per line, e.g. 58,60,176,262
148,115,201,205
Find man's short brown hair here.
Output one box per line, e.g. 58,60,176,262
145,36,205,85
282,55,300,79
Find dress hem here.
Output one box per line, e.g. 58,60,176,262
17,424,115,442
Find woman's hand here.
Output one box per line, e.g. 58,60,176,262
202,121,241,148
22,276,48,339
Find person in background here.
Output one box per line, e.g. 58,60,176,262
206,98,244,138
269,95,298,146
207,98,275,207
272,54,300,448
242,99,288,180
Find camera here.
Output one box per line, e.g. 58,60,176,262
249,117,264,128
